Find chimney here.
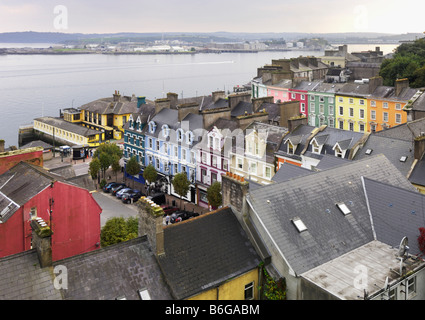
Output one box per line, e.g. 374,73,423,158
167,92,179,108
395,78,409,96
279,100,301,128
212,90,226,103
177,102,199,121
113,90,121,102
201,107,231,129
30,218,53,268
138,198,165,256
368,76,383,94
137,96,146,108
0,139,4,152
222,172,249,217
155,98,171,114
228,92,251,110
252,96,274,112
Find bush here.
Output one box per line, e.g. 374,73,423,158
99,179,107,189
100,216,139,247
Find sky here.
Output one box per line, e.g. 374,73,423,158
0,0,423,35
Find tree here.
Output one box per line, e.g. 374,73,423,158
88,157,101,186
111,154,121,182
100,216,139,247
172,172,190,209
93,142,123,178
207,181,222,209
143,164,157,184
125,156,141,188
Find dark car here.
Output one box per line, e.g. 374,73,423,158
115,187,132,199
147,193,166,205
169,210,200,224
122,190,143,204
103,182,122,193
111,184,128,196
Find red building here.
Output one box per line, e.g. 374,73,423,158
0,146,44,175
0,162,102,261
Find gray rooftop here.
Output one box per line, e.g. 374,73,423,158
375,117,425,141
79,94,140,115
247,155,417,276
272,162,316,183
157,207,261,300
34,117,99,137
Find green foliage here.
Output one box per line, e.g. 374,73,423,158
126,156,141,176
379,38,425,87
207,181,222,208
99,179,107,189
143,164,158,184
172,172,190,202
111,154,121,181
100,216,139,247
93,142,123,177
259,262,286,300
88,157,101,179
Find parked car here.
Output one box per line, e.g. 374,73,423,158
122,190,143,204
115,187,132,198
161,205,179,215
147,193,166,205
111,184,128,196
169,210,200,224
103,182,122,193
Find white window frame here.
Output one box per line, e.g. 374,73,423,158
383,112,389,122
395,113,401,124
359,109,364,119
371,110,376,120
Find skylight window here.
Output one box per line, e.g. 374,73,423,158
336,202,351,215
292,217,307,233
400,156,407,162
138,288,151,300
365,149,372,155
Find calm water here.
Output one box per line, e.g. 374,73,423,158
0,44,398,147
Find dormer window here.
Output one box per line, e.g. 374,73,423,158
162,124,170,138
312,140,320,154
186,131,194,145
148,121,156,134
287,141,295,154
334,145,343,158
176,128,184,142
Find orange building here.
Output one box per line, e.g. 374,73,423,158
368,79,418,132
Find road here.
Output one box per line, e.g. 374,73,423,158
92,191,139,227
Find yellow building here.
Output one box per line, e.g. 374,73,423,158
33,116,104,147
78,91,144,140
335,83,370,132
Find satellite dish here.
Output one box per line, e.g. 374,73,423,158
398,236,409,257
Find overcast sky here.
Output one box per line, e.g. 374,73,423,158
0,0,423,35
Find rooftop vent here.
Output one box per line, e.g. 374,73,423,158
336,202,351,215
292,217,307,233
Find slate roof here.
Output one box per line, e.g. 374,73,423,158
352,135,415,177
363,177,425,256
79,94,140,115
0,162,64,222
231,101,253,117
337,82,370,97
34,117,99,137
0,237,173,300
157,207,261,300
410,91,425,112
202,98,229,110
315,154,350,171
408,157,425,186
272,162,316,183
375,117,425,141
246,155,417,276
0,250,62,300
370,85,418,102
20,140,54,150
277,124,316,160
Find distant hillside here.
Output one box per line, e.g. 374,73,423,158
0,31,423,44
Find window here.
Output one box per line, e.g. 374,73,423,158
201,152,207,163
359,109,364,119
319,96,325,103
292,217,307,232
244,282,254,300
329,97,334,104
265,167,271,178
156,140,160,151
383,112,389,122
389,287,397,300
335,145,343,158
407,277,416,297
349,122,354,131
312,140,320,154
349,108,354,117
371,100,376,107
138,289,151,300
338,97,343,103
359,99,365,105
255,142,259,155
328,106,334,115
349,98,354,104
148,138,153,149
395,113,401,124
301,94,305,100
370,124,376,133
237,158,243,169
201,168,207,183
319,104,324,114
211,172,217,183
310,102,315,110
288,142,294,154
329,118,334,128
177,129,184,142
30,207,37,220
291,93,296,99
162,124,169,138
155,159,160,170
174,146,179,159
191,151,196,164
223,159,228,171
174,163,178,174
336,202,351,215
359,123,365,132
339,120,344,130
163,143,168,155
182,149,186,161
148,121,156,134
249,162,257,174
371,110,376,120
383,102,389,109
301,103,305,113
339,106,344,116
212,156,217,167
395,103,401,110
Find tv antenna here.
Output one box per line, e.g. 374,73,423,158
397,236,409,258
